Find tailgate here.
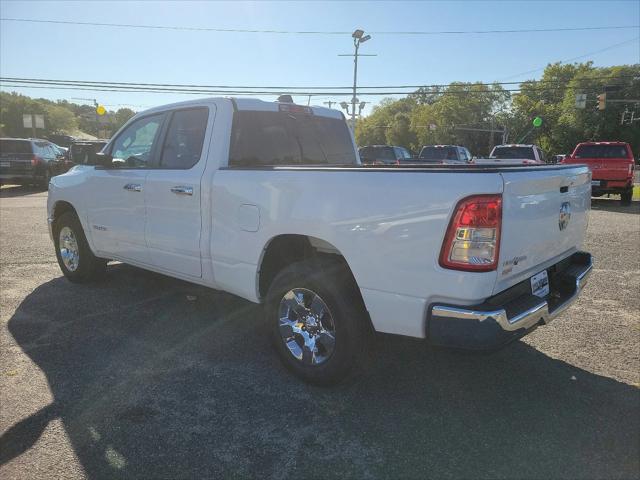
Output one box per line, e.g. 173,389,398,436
593,158,632,181
0,153,34,173
493,165,591,294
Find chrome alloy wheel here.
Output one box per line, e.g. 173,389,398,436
278,288,336,366
59,226,80,272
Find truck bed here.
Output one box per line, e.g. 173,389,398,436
211,163,590,337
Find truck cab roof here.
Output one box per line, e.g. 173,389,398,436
139,97,343,119
494,144,536,148
575,141,628,146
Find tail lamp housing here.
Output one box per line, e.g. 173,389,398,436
31,155,44,166
439,194,502,272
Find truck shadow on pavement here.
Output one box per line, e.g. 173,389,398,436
0,185,47,198
590,197,640,214
3,264,639,479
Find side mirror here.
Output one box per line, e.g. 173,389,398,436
94,152,114,168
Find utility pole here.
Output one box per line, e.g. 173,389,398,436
72,97,99,137
488,116,495,152
323,101,336,109
338,29,374,130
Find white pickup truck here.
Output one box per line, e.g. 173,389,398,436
47,98,593,384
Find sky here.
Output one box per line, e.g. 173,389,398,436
1,0,639,116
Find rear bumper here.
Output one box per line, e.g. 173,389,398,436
591,178,632,192
428,251,593,350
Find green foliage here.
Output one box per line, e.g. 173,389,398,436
355,63,640,157
0,91,137,139
44,104,78,133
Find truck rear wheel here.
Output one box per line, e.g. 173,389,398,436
53,211,107,282
621,188,632,206
265,257,372,385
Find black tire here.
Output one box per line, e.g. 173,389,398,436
265,257,373,385
53,211,107,282
621,189,632,206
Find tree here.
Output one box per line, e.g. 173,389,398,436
355,63,639,158
45,104,78,134
387,112,416,150
111,108,136,135
509,62,640,155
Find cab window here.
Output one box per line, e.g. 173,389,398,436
229,110,356,166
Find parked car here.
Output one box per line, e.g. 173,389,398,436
51,144,69,162
475,144,545,165
358,145,413,164
562,141,635,205
550,154,567,164
46,134,76,149
0,138,66,188
418,145,472,164
47,97,593,384
67,140,108,166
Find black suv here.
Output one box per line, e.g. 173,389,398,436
0,138,66,188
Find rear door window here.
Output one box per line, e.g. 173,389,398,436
492,146,536,160
419,146,457,161
229,110,356,166
0,140,33,155
574,145,629,159
159,108,209,169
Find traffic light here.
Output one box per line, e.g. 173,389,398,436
597,93,607,111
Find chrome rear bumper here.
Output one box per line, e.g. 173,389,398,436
428,252,593,349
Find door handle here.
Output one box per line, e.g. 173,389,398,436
170,186,193,196
123,183,142,192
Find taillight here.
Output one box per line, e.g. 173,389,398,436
31,155,43,166
439,194,502,272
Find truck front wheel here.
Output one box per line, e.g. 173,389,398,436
53,211,107,282
265,258,372,385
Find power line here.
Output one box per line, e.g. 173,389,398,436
1,17,638,35
498,37,640,81
0,81,613,97
1,75,636,93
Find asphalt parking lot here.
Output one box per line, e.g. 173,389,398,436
0,185,638,480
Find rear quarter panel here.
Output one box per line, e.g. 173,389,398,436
210,168,503,337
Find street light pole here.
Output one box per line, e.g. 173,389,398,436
340,29,371,130
351,37,360,128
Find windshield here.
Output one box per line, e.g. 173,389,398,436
491,146,536,160
0,139,32,155
419,146,457,161
229,111,356,166
359,146,395,161
574,144,628,159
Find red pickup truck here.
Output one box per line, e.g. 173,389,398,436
563,141,635,205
